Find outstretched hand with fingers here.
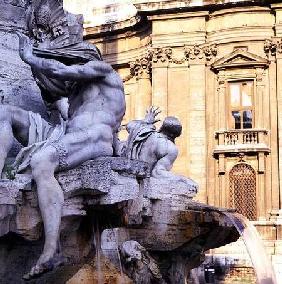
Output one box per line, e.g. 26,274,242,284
144,106,161,124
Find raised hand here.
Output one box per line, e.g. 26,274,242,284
15,31,33,63
144,106,161,124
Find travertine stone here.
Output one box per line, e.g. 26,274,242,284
0,157,203,244
145,177,197,205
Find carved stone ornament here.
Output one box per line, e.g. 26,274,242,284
26,0,84,48
126,44,218,81
264,38,282,57
130,49,153,78
0,1,269,283
151,47,172,63
147,44,217,64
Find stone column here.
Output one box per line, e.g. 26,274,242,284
255,68,266,128
256,68,267,220
217,71,227,130
264,39,281,219
151,48,170,122
167,56,190,176
270,4,282,220
130,52,152,119
206,67,217,206
135,74,152,119
187,46,208,203
274,49,282,218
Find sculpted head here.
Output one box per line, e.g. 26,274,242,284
27,0,80,48
33,3,52,43
159,116,182,142
26,0,102,63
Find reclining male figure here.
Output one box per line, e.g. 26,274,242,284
0,31,125,279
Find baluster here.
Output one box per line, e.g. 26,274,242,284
238,132,243,144
224,133,228,145
245,132,249,144
253,132,258,143
232,133,236,145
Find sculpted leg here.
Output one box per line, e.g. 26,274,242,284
0,120,13,177
0,105,30,177
24,147,63,279
24,128,113,279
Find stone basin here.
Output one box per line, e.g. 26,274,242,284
0,157,239,283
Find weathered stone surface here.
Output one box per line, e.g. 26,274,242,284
0,156,240,283
0,158,233,244
57,157,150,198
119,240,164,284
0,158,148,239
66,260,132,284
145,177,198,205
100,201,239,283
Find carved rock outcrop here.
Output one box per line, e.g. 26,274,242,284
0,157,239,283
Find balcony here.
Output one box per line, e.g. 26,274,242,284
214,129,270,155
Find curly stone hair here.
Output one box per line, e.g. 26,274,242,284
159,116,182,142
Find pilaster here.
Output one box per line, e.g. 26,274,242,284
130,50,153,119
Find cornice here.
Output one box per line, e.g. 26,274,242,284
84,15,142,38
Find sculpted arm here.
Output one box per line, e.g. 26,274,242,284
17,33,112,80
31,58,112,80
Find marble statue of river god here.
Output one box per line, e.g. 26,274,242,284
0,0,125,279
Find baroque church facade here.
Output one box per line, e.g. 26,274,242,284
68,0,282,281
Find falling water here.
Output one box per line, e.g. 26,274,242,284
223,212,277,284
93,222,104,284
113,228,126,282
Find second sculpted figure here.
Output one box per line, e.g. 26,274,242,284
0,1,125,279
121,107,198,191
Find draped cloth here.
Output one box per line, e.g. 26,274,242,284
13,112,66,173
122,121,155,160
33,42,103,63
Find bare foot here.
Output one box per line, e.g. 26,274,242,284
23,254,64,281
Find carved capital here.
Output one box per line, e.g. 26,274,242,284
129,49,153,78
264,38,282,57
186,45,204,60
185,44,217,62
203,44,218,61
151,47,172,64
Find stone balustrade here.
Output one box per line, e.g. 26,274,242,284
214,129,270,154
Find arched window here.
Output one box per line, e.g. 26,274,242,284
229,163,256,220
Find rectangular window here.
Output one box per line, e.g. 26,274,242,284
228,81,254,129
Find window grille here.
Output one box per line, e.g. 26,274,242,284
229,163,257,220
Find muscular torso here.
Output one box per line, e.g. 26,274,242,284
35,69,126,135
138,133,175,165
66,71,125,134
138,133,178,177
